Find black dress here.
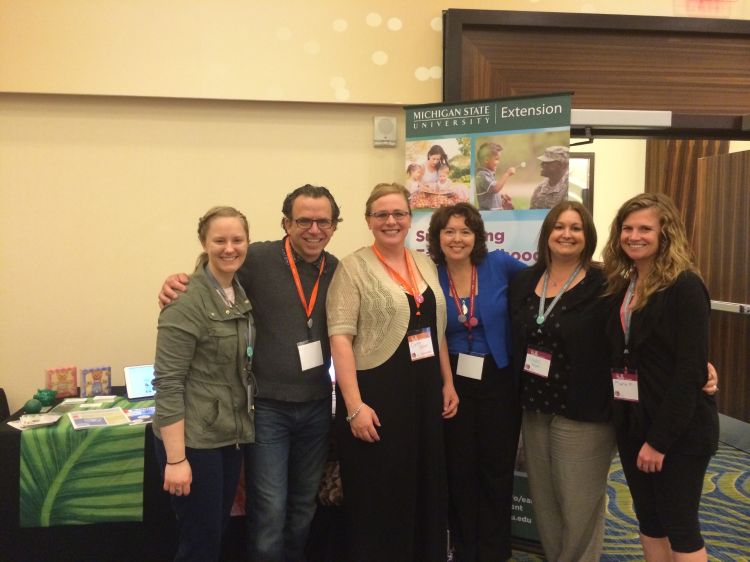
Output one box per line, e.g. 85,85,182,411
335,288,447,562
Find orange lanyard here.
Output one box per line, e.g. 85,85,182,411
284,237,326,328
371,245,424,316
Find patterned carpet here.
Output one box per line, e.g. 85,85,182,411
510,443,750,562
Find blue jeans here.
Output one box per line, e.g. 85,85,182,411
245,396,331,562
154,437,244,562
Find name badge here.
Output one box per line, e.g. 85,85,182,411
611,368,639,402
456,353,484,380
524,347,551,378
407,328,435,361
297,340,324,371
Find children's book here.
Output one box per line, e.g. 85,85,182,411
45,366,78,398
80,366,112,397
68,407,131,430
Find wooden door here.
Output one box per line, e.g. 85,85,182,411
695,151,750,423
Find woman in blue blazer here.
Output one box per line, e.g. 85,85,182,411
428,203,525,562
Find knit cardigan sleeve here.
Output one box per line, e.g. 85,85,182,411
326,254,362,338
326,247,445,371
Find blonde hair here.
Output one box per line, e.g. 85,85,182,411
364,183,411,216
195,206,249,269
602,193,698,309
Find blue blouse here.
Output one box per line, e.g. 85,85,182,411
439,250,526,368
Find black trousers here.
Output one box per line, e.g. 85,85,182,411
154,437,244,562
444,356,521,562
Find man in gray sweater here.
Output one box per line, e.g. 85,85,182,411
159,185,341,562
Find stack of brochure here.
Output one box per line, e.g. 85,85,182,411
68,407,131,430
12,413,63,429
51,396,117,414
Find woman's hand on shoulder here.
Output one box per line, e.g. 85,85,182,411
158,273,190,308
702,362,718,395
349,404,381,443
442,384,459,419
163,460,193,496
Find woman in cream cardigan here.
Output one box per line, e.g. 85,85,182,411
327,182,459,562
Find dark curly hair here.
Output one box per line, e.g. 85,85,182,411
427,203,488,265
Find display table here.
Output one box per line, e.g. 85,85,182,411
0,395,336,561
0,396,178,562
19,397,151,528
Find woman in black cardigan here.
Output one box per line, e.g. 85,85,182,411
603,193,718,562
509,201,615,562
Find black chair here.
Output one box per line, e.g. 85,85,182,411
0,388,9,421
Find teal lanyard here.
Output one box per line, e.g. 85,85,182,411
536,264,582,325
204,265,253,359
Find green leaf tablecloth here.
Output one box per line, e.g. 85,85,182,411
20,398,155,527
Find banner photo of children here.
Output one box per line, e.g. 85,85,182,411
474,130,570,211
405,138,471,209
403,92,571,269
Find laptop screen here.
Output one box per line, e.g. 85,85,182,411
124,364,156,400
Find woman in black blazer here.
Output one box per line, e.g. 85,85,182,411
603,193,718,562
509,201,616,562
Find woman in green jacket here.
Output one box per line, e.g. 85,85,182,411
153,206,255,562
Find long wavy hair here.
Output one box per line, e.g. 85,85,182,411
602,193,698,309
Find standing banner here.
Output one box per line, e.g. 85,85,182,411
404,92,572,547
404,92,571,266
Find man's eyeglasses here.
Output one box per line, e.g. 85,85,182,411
293,218,338,230
367,211,411,221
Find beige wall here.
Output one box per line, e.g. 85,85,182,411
0,92,649,411
0,94,404,411
2,0,748,104
2,0,747,411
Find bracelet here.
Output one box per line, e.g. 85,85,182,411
345,403,365,423
166,457,187,465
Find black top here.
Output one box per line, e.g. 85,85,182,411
606,271,718,455
509,266,613,423
236,238,338,402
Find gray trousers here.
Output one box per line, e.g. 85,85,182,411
522,410,616,562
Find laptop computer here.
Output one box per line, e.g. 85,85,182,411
124,364,156,400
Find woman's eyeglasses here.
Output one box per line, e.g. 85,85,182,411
367,211,411,221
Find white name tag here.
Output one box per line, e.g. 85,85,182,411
524,347,551,378
612,369,639,402
456,353,485,380
297,340,324,371
407,328,435,361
